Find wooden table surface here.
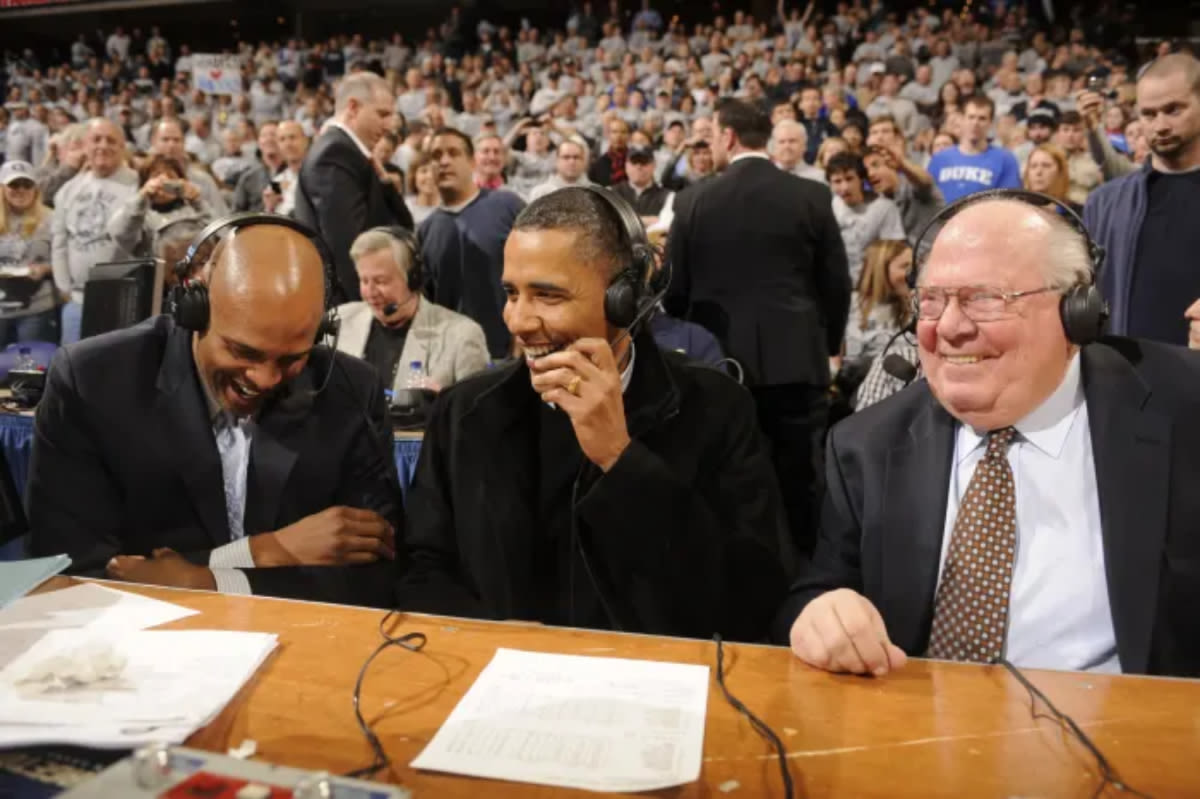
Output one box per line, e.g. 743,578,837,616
30,578,1200,798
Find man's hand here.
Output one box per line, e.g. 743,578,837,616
106,548,217,590
262,185,282,213
790,589,908,677
260,506,396,566
1186,298,1200,349
530,338,632,472
1077,90,1105,129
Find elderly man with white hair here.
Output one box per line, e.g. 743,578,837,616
771,119,825,182
336,228,488,392
778,195,1200,679
293,71,413,303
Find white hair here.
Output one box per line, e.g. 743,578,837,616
558,135,590,163
335,72,392,114
768,119,807,157
349,228,415,280
915,201,1094,288
1040,212,1094,289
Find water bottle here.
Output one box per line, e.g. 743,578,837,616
15,346,37,371
404,360,426,390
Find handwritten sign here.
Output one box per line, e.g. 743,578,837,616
191,54,244,96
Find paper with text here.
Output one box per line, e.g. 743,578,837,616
411,647,709,793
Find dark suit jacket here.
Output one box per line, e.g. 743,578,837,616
665,155,851,388
774,338,1200,677
26,315,404,607
292,126,414,303
396,331,795,641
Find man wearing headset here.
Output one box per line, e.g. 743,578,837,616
776,195,1200,678
334,227,489,392
27,218,404,607
396,187,794,641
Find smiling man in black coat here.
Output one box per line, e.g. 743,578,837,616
396,187,794,641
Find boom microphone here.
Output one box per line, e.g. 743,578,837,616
383,302,399,316
882,353,918,385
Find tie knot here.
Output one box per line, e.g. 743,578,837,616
985,427,1016,457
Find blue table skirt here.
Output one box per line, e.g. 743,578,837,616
0,412,423,505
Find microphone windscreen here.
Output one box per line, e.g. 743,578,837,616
383,302,399,316
882,353,918,384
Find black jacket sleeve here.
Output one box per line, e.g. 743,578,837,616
26,347,202,574
303,154,369,301
243,364,403,607
663,188,692,317
771,423,865,642
382,179,415,230
575,382,794,642
393,391,487,617
812,187,852,356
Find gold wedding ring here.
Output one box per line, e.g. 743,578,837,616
566,375,582,396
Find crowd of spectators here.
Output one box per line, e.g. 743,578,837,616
0,0,1187,397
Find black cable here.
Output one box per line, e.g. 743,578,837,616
998,658,1152,799
569,461,624,632
345,610,427,779
713,635,795,799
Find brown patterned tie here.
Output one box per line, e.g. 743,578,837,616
927,427,1017,664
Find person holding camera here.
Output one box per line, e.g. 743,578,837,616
107,154,214,259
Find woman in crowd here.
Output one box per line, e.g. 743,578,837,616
844,239,912,369
816,136,848,171
1022,143,1079,214
0,161,56,344
851,241,918,411
931,130,957,155
405,151,440,226
107,154,215,259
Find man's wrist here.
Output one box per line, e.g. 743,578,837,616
596,436,632,473
248,531,292,567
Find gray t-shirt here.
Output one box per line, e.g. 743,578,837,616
832,195,906,284
51,168,140,298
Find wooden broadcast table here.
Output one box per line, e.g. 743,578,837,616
30,577,1200,798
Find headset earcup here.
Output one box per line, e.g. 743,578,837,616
1060,284,1108,346
604,275,639,329
171,283,210,332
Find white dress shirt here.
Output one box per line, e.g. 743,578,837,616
938,353,1120,673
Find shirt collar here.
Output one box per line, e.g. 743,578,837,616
443,188,483,214
955,352,1083,462
620,341,636,394
191,333,225,425
330,120,372,160
730,151,771,165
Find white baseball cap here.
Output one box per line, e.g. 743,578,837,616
0,161,35,186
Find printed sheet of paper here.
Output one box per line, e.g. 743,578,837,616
411,647,710,793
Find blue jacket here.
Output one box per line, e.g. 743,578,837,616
649,310,725,367
1083,160,1154,336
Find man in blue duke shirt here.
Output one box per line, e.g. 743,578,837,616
927,94,1021,203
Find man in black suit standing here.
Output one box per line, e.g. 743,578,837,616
27,220,403,607
293,72,413,303
666,97,850,555
778,197,1200,678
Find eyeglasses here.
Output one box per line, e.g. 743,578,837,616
913,285,1060,322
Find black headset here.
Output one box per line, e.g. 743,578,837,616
909,189,1108,347
579,185,657,331
171,212,341,342
368,225,426,292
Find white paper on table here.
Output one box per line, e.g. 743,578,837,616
0,583,202,673
0,583,199,633
0,629,277,728
0,721,198,750
411,648,710,793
